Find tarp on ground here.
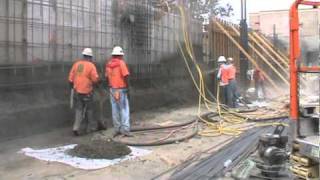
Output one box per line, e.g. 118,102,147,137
19,144,151,170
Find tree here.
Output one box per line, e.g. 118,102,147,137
187,0,234,22
151,0,233,22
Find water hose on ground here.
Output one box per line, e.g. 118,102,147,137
130,118,198,132
113,122,198,146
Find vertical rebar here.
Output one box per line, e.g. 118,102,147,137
69,0,73,61
62,0,66,72
5,0,9,64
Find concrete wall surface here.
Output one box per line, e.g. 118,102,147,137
0,0,203,141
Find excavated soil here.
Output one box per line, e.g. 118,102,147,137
69,138,131,159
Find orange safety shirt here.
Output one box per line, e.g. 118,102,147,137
68,59,99,94
218,64,229,86
228,64,236,80
105,57,130,89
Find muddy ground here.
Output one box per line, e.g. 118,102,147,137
0,105,235,180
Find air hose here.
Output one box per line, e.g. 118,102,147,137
113,121,198,146
130,118,198,132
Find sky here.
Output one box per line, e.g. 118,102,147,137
220,0,295,23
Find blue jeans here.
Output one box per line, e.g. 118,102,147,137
110,88,130,133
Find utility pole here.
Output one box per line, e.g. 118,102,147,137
240,0,249,88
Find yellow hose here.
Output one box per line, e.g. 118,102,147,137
176,6,286,137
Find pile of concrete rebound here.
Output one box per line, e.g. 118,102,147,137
69,138,131,159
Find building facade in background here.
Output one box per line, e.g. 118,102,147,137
249,8,319,66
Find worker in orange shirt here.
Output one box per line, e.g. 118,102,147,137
217,56,229,105
68,48,100,136
227,57,239,108
105,46,132,137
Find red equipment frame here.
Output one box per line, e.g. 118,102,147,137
289,0,320,122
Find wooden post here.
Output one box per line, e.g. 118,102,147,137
248,33,289,75
228,25,289,86
212,18,283,93
252,32,289,67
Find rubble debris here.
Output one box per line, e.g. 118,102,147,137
69,139,131,159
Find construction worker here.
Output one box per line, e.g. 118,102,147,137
68,48,100,136
253,68,266,100
227,57,239,108
105,46,132,137
217,56,229,106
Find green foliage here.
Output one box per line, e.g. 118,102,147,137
187,0,234,21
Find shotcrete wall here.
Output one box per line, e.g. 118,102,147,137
0,0,203,140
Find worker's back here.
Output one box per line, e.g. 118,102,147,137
105,57,130,89
228,64,236,80
69,59,99,94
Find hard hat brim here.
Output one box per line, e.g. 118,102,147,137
82,53,93,57
111,53,124,56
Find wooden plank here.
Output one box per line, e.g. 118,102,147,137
251,32,289,67
248,33,289,76
228,25,289,86
212,18,283,93
258,32,289,60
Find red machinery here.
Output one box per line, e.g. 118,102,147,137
289,1,320,179
289,0,320,122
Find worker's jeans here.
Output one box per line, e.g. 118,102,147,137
110,88,130,133
224,84,232,108
224,80,237,108
228,79,239,108
73,93,95,133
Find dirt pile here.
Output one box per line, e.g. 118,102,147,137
69,138,131,159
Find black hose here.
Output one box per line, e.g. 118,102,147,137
115,111,287,147
220,108,287,122
200,112,219,122
130,118,198,132
113,125,198,146
235,108,259,113
248,115,288,122
113,112,217,146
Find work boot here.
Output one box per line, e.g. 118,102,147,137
97,121,107,131
112,131,121,138
121,131,133,137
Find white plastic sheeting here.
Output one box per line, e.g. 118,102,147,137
19,144,151,170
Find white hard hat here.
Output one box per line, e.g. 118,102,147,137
82,48,93,57
111,46,124,56
227,57,234,62
217,56,227,63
